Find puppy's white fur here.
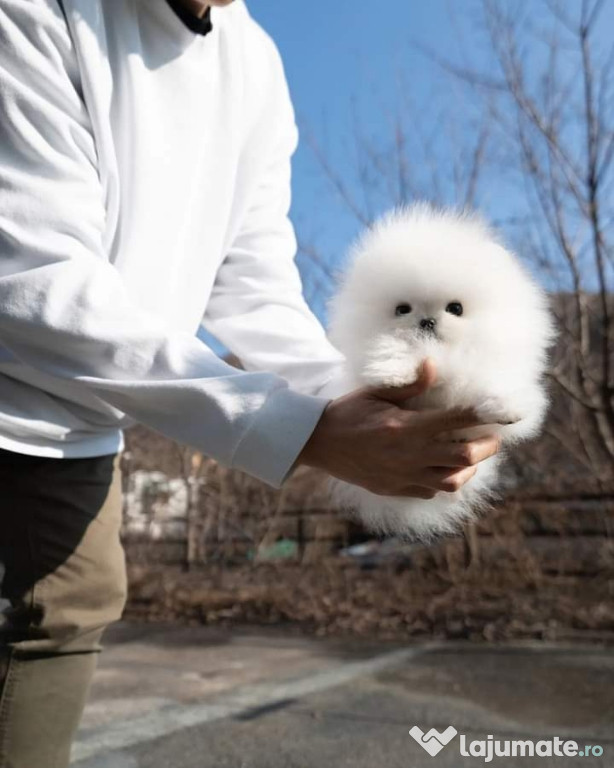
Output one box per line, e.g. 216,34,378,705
328,204,556,540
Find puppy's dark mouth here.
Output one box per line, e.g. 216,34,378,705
418,327,441,340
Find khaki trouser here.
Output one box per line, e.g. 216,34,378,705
0,449,127,768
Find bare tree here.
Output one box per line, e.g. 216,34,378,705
174,445,209,570
435,0,613,481
300,0,613,484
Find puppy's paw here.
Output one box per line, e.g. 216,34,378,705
361,359,420,388
360,335,422,388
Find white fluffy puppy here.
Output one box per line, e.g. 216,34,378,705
328,204,556,540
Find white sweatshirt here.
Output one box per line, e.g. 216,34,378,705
0,0,345,487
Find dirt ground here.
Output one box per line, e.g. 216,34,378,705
73,622,614,768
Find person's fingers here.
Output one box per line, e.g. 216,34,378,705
419,465,478,492
423,435,501,467
378,464,478,498
365,357,437,404
409,405,500,436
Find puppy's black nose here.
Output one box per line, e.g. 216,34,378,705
420,317,437,332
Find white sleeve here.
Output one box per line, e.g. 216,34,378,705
202,35,346,398
0,0,329,487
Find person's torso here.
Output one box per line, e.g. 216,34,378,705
0,0,284,455
77,0,274,331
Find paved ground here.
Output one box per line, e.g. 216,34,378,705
72,622,614,768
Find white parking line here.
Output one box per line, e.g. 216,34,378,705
71,646,423,764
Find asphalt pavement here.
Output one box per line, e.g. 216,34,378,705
71,622,614,768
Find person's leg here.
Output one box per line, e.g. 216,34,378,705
0,450,127,768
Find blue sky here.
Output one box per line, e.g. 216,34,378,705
250,0,501,318
202,0,612,353
248,1,613,315
253,0,467,311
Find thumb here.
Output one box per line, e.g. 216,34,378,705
366,358,437,404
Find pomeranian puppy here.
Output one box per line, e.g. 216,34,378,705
328,204,556,540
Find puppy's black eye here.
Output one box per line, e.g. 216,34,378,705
395,303,412,316
445,301,463,316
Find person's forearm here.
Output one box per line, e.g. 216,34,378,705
201,29,346,399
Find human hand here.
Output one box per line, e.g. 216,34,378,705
297,359,501,499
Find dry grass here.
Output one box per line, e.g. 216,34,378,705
122,429,614,643
125,536,614,643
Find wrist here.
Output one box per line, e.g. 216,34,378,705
295,404,330,471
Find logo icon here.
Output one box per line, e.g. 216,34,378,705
409,725,458,757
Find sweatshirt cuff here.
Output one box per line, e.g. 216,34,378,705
314,367,352,400
231,387,330,489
